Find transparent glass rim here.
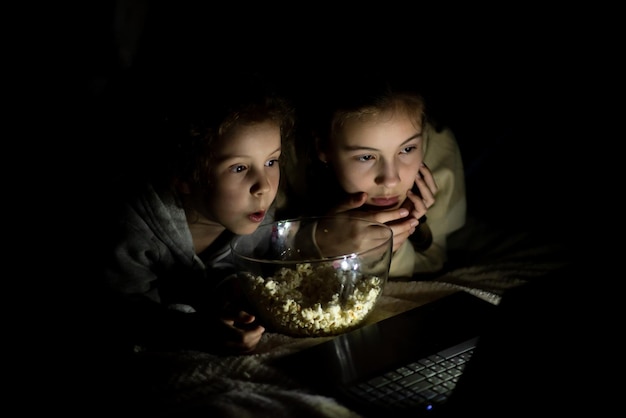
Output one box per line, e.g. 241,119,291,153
230,215,393,264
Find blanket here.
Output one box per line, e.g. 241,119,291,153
119,281,499,418
95,218,572,417
117,282,553,417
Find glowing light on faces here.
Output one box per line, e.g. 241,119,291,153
201,121,282,235
327,111,424,210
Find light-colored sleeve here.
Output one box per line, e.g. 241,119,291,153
389,123,467,278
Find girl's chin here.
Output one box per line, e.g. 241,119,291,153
229,221,261,236
239,226,261,235
362,202,402,211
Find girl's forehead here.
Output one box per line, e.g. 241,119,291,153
341,106,420,128
214,121,282,156
337,111,422,145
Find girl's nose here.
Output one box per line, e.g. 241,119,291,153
376,161,400,188
251,171,272,195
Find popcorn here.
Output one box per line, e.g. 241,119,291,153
243,263,382,336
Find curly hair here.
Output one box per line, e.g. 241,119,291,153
152,71,296,197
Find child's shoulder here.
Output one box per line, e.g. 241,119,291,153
425,122,458,150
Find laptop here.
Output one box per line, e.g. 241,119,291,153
271,270,582,417
271,290,496,416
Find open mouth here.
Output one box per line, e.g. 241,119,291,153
248,210,266,223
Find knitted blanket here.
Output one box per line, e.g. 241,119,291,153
101,219,571,417
121,273,553,417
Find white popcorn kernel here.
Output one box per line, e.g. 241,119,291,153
243,263,382,336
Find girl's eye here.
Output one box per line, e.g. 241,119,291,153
401,146,417,154
357,155,375,162
266,158,279,167
230,165,247,173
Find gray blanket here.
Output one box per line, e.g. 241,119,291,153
102,218,572,417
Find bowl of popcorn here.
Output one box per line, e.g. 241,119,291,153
230,216,393,337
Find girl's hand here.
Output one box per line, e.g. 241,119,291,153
212,281,265,354
218,310,265,353
404,163,438,221
325,192,418,253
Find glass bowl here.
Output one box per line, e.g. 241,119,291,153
230,216,393,337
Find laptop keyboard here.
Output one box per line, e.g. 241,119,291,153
342,337,478,412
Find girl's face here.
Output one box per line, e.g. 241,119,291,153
192,120,282,235
321,110,423,211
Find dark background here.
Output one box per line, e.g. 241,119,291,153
47,3,614,415
75,1,594,236
51,1,624,293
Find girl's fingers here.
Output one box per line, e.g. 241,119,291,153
406,189,428,218
388,219,418,252
414,175,436,208
339,205,410,226
419,163,438,194
235,310,256,324
372,207,410,225
331,192,368,214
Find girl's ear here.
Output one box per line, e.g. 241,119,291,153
315,136,328,163
175,179,192,194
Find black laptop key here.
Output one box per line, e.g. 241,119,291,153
397,372,427,387
342,337,478,413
